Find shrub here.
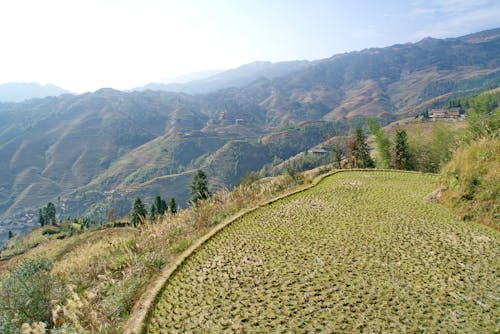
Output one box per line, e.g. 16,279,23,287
0,258,68,333
440,137,499,230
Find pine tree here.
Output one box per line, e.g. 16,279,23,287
353,126,374,168
130,197,147,227
154,195,164,215
38,208,45,227
160,199,168,215
332,146,343,169
149,203,156,221
46,202,56,225
190,170,210,204
391,129,413,170
168,197,177,214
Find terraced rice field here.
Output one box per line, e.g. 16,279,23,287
147,171,499,333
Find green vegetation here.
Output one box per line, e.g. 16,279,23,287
130,198,147,227
367,119,391,168
0,224,84,260
38,202,57,226
441,137,499,229
352,126,374,168
439,91,500,229
391,128,413,170
0,167,314,333
0,258,67,333
3,29,499,234
168,198,177,214
148,171,499,333
190,170,210,204
408,122,460,173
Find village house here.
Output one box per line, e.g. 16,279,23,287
310,148,329,155
428,107,465,121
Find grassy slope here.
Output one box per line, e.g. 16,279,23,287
0,171,313,333
148,171,499,333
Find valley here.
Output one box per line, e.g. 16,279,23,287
1,28,499,241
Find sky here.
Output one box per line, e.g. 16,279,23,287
0,0,499,93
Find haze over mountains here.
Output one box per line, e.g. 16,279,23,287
0,28,499,241
133,60,313,94
0,82,72,102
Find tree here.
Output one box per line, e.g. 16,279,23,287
391,128,413,170
190,169,210,204
38,203,56,226
154,195,164,216
160,199,168,215
38,208,45,227
168,197,177,214
130,197,147,227
46,202,56,225
366,119,391,169
149,203,156,221
465,92,500,141
345,139,357,168
352,126,374,168
332,146,343,169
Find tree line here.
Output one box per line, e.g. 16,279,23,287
129,169,210,227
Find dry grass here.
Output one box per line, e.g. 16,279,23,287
1,169,314,333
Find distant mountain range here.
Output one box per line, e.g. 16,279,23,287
133,60,313,94
0,27,499,242
158,70,225,84
0,82,72,102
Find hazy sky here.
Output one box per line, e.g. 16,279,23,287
1,0,499,93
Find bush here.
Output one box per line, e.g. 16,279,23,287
440,137,500,230
0,258,68,333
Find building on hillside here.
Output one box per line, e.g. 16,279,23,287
428,107,464,121
310,148,329,155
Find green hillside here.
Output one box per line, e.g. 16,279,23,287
1,28,500,240
147,171,499,333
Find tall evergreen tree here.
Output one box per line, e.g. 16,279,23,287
149,203,156,221
332,146,343,169
168,197,177,214
46,202,56,225
130,197,147,227
391,129,413,170
353,126,374,168
38,208,45,227
160,199,168,215
154,195,164,215
190,169,210,204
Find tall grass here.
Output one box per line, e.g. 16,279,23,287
440,137,499,230
27,170,314,332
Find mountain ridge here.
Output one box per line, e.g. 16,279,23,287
0,27,499,242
